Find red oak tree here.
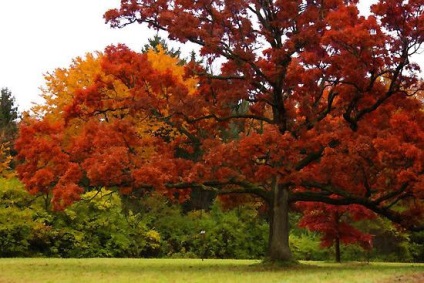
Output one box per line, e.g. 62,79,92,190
16,0,424,262
103,0,424,262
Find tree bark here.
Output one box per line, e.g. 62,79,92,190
268,178,293,261
335,212,341,263
335,237,341,263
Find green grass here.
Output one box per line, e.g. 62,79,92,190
0,258,422,283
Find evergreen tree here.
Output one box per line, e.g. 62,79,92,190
0,88,18,141
0,88,19,172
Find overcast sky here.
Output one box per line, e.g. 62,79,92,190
0,1,422,112
0,0,157,111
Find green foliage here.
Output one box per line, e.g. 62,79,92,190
50,188,161,258
56,189,132,257
355,218,414,262
0,178,38,256
0,88,18,137
0,88,18,174
0,177,421,261
141,35,181,58
409,231,424,262
0,181,161,258
202,204,268,259
290,232,329,261
133,195,268,259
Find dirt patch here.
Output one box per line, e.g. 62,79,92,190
380,273,424,283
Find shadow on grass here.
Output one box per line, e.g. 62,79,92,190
237,260,423,273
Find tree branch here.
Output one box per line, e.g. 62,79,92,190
294,182,423,232
178,112,274,124
163,179,270,202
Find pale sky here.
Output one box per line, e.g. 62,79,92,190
0,0,157,111
0,1,422,112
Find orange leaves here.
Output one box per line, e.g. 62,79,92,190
83,147,131,187
16,43,206,209
16,118,85,209
35,52,104,120
198,125,301,184
0,141,13,178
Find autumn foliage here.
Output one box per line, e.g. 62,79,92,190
16,0,424,261
17,47,197,209
298,202,374,262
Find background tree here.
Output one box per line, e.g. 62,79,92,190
0,88,18,137
297,202,374,262
141,35,182,58
0,88,18,175
16,45,197,210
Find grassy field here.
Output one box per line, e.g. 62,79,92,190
0,258,422,283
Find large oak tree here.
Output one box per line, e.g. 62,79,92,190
103,0,424,261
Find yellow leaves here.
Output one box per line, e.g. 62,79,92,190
19,43,204,209
146,45,198,96
34,52,104,119
80,188,118,210
145,229,161,247
0,141,13,178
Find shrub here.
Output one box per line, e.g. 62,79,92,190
290,232,329,261
0,178,39,257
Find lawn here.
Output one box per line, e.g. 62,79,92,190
0,258,422,283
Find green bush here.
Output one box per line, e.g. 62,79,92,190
0,209,34,256
356,218,414,262
290,232,329,261
409,231,424,262
143,198,268,259
0,178,39,257
203,203,268,259
55,189,153,258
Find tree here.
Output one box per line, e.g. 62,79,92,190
0,88,18,137
16,46,197,210
141,35,182,58
298,202,374,262
17,0,424,262
0,88,18,175
103,0,422,262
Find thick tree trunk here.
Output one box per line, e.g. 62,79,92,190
268,179,293,262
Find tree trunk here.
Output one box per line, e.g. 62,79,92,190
335,237,341,263
268,178,293,262
334,212,341,263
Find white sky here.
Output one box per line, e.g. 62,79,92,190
0,0,158,111
0,0,422,112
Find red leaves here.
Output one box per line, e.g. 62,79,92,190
16,44,207,209
16,0,424,236
372,0,424,41
83,147,131,187
15,119,85,209
298,202,375,250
